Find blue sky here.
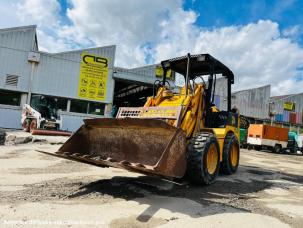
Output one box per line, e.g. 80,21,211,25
56,0,303,44
58,0,72,25
183,0,303,44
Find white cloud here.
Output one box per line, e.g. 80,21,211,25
36,30,72,52
16,0,60,26
66,0,188,67
188,21,303,95
13,0,91,52
1,0,303,95
282,25,302,41
64,1,303,95
0,1,23,28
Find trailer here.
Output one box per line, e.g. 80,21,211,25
247,124,288,153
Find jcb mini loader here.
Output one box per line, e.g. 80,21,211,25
42,53,240,185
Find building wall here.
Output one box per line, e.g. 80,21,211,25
31,46,116,104
0,45,32,92
0,26,117,130
0,25,37,51
59,111,104,132
0,105,22,129
0,26,116,104
1,25,180,130
232,85,270,119
0,26,36,93
212,79,270,119
271,93,303,124
114,64,176,87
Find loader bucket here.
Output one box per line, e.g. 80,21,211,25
55,118,187,178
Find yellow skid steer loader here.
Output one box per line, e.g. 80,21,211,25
42,53,240,185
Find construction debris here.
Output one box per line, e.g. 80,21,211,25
31,129,72,137
3,130,69,146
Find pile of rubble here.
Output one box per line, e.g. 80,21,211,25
0,130,69,146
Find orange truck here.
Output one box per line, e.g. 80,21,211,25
247,124,289,153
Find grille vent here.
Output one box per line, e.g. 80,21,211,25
5,75,19,86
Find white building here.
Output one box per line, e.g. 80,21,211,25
0,25,175,131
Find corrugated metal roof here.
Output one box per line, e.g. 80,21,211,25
113,64,176,87
0,25,37,51
129,64,158,76
270,94,294,100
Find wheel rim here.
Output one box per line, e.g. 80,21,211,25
207,144,218,174
230,144,239,167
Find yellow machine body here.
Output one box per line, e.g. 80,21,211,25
144,84,240,162
45,54,240,184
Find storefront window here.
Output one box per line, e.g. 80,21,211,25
31,94,68,111
30,94,68,119
70,100,89,114
70,99,105,115
56,98,68,111
0,90,21,106
89,102,105,115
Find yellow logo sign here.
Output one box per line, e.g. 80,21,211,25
284,102,295,111
155,66,173,79
78,53,108,101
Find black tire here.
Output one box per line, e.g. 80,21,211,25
273,144,282,154
221,133,240,175
254,145,261,151
186,132,220,185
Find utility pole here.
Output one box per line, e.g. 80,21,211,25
27,52,40,104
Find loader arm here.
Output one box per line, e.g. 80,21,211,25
143,84,205,138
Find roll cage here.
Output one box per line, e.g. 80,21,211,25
161,53,236,128
161,53,234,111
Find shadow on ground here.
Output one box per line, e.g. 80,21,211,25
66,165,303,222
